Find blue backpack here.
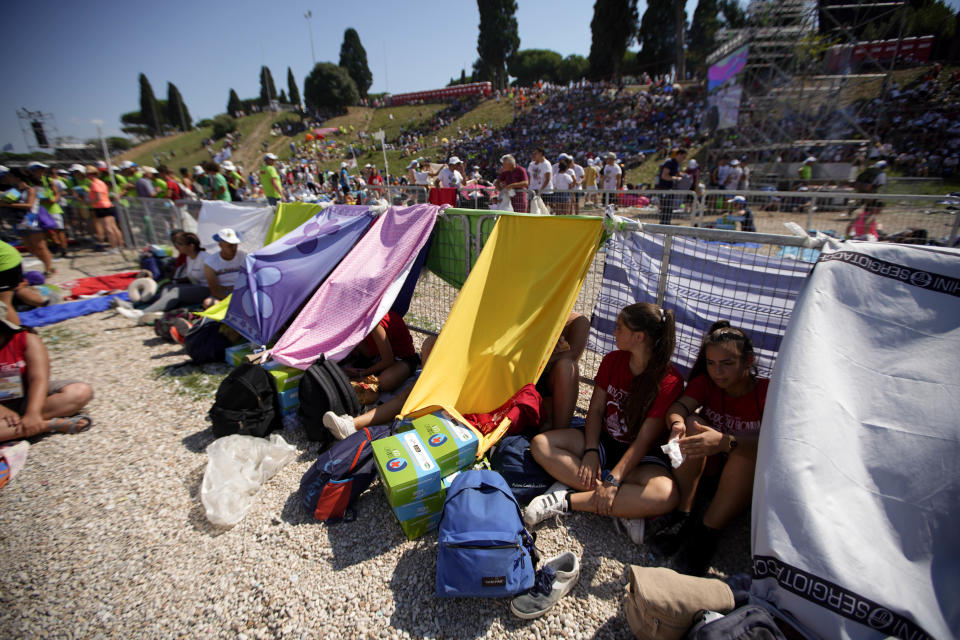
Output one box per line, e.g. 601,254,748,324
299,423,392,522
490,434,553,506
436,470,538,598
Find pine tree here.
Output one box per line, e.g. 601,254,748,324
227,89,242,117
260,66,278,106
287,67,301,109
637,0,678,76
166,82,192,132
279,89,288,103
477,0,520,90
588,0,639,80
138,73,162,137
687,0,721,73
339,28,373,98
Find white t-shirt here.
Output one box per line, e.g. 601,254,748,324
572,164,584,189
181,252,208,286
602,163,621,190
413,171,429,185
527,160,553,191
554,170,576,190
438,167,463,188
724,167,743,190
204,248,247,290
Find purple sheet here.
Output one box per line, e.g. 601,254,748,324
224,205,375,345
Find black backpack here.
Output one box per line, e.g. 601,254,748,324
687,605,787,640
184,319,232,364
208,363,281,438
298,355,361,442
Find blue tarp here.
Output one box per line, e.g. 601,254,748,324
19,293,130,328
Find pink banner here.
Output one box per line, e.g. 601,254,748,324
270,203,439,369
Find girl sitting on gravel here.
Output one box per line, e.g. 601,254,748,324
649,321,768,576
0,302,93,442
342,311,421,396
524,303,684,542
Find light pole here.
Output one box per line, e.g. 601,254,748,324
304,11,316,66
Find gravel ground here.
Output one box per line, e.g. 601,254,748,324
0,250,750,639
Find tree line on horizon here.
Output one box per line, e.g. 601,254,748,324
121,0,958,140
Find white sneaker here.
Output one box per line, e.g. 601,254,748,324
509,551,580,619
115,306,143,321
614,517,646,545
523,481,570,528
322,411,356,440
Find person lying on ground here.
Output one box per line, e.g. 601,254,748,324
323,311,588,440
523,303,684,541
115,232,210,321
203,228,246,308
342,310,420,395
0,302,93,442
650,321,767,576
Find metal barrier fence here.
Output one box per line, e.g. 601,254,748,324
404,211,828,413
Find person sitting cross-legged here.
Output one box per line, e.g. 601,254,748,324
0,302,93,442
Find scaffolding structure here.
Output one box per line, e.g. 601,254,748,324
706,0,911,166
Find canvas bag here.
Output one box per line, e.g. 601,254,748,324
623,566,735,640
489,434,553,506
298,355,361,442
435,470,537,598
299,423,392,522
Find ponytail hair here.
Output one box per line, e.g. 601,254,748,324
620,302,676,436
688,320,756,382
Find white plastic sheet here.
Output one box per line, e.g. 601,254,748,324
200,433,297,527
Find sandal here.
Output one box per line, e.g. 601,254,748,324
48,415,93,434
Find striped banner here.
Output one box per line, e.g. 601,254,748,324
587,231,815,377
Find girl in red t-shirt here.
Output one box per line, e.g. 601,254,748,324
525,303,683,532
652,320,768,575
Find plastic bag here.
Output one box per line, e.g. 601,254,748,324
495,188,514,212
200,433,297,527
529,195,550,216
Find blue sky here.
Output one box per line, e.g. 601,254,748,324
1,0,957,153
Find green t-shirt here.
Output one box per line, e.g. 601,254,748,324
39,176,63,215
210,173,230,201
153,177,168,198
259,165,281,198
0,240,22,271
798,164,812,181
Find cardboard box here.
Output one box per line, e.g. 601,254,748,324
225,344,253,367
392,489,446,522
372,431,441,507
262,361,303,392
278,387,299,412
398,511,442,540
412,411,479,477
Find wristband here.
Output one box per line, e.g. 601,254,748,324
601,469,621,488
582,448,599,456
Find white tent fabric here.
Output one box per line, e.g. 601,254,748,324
751,241,960,640
196,201,275,256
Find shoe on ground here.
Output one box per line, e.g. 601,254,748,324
673,531,719,577
322,412,356,440
509,551,580,619
171,318,193,345
523,481,570,528
613,517,646,545
116,306,143,321
110,297,133,310
137,311,163,325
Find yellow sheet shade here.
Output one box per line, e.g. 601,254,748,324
400,214,603,455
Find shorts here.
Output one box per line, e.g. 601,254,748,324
50,213,65,230
573,422,671,471
0,263,23,292
398,353,422,375
93,207,117,219
1,379,83,415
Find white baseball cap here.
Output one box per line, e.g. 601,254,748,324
141,166,158,174
213,228,241,245
340,162,348,168
69,163,86,173
448,156,461,165
193,165,204,175
804,156,816,164
407,160,418,169
96,160,107,170
27,161,49,170
727,195,747,204
222,161,235,170
264,153,278,161
729,159,740,166
873,160,888,168
687,159,698,169
120,160,136,169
